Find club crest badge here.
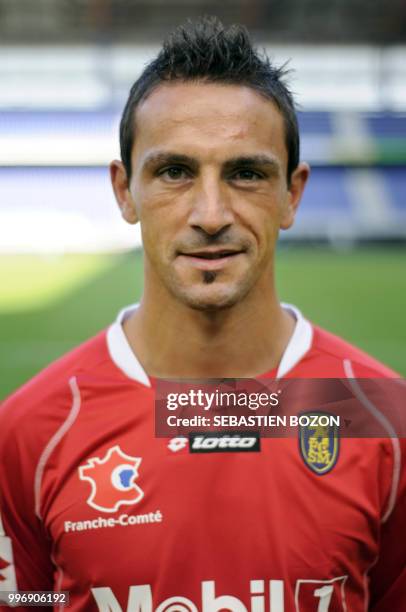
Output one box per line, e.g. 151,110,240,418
78,445,144,513
299,412,339,475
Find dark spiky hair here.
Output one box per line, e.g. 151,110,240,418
119,16,299,181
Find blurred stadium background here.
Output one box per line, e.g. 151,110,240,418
0,0,405,399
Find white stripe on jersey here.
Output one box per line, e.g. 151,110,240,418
34,376,82,520
343,359,401,523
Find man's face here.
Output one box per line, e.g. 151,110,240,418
112,82,308,311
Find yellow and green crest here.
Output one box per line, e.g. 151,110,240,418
299,411,340,475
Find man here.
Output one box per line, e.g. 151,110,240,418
0,16,405,612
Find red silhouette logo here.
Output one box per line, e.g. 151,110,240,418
79,445,144,513
0,556,10,582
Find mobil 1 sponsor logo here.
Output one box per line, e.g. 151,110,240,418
189,431,260,453
92,577,348,611
92,579,285,612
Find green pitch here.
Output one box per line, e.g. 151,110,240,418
0,246,405,400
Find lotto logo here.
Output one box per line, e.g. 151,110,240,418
78,446,144,513
167,437,188,452
189,432,260,453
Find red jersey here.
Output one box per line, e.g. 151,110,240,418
0,304,405,611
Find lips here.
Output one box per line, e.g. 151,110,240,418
180,249,243,259
177,249,245,271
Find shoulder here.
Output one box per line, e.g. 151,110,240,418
301,323,405,516
302,324,400,378
0,330,113,448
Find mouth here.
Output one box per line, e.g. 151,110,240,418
177,249,245,271
183,249,242,259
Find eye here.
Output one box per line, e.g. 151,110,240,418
232,169,264,182
158,166,189,181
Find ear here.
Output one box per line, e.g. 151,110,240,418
110,160,138,224
280,162,310,230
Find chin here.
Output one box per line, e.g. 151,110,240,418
172,283,250,312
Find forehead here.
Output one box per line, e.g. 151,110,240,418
133,82,288,166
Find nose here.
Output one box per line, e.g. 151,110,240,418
188,172,234,236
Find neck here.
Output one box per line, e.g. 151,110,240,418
123,282,295,379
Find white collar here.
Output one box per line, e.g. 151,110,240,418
106,304,151,387
106,302,313,386
276,303,313,377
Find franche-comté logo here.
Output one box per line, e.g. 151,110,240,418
71,446,163,533
78,445,144,513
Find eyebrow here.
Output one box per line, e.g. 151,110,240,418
142,151,281,175
142,152,199,171
222,155,280,174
